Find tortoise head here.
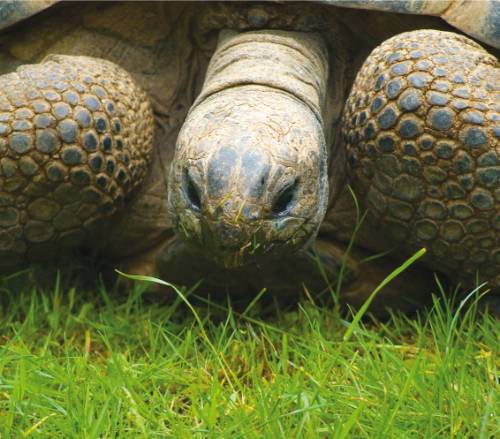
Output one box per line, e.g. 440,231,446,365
167,30,329,268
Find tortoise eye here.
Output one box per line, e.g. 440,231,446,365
272,178,299,216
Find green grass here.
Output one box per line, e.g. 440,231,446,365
0,271,498,438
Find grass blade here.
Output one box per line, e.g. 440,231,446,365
343,248,427,341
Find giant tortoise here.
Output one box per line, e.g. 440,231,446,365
0,1,498,313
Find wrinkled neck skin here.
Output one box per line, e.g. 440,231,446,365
167,29,330,269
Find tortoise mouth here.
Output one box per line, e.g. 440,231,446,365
171,210,319,269
155,237,349,300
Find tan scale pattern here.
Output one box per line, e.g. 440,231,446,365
0,55,154,266
343,30,500,286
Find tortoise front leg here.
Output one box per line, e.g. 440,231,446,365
340,30,499,290
0,55,154,270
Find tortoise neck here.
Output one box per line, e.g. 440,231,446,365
192,29,329,125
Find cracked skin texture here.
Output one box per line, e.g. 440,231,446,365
0,1,497,310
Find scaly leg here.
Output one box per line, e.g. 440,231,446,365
0,55,154,270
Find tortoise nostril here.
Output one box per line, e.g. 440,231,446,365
272,178,299,216
183,169,202,210
187,179,201,210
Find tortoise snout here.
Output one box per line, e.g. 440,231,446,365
181,146,278,217
181,160,300,223
170,152,312,267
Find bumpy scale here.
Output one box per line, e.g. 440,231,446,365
343,30,500,287
0,55,154,267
